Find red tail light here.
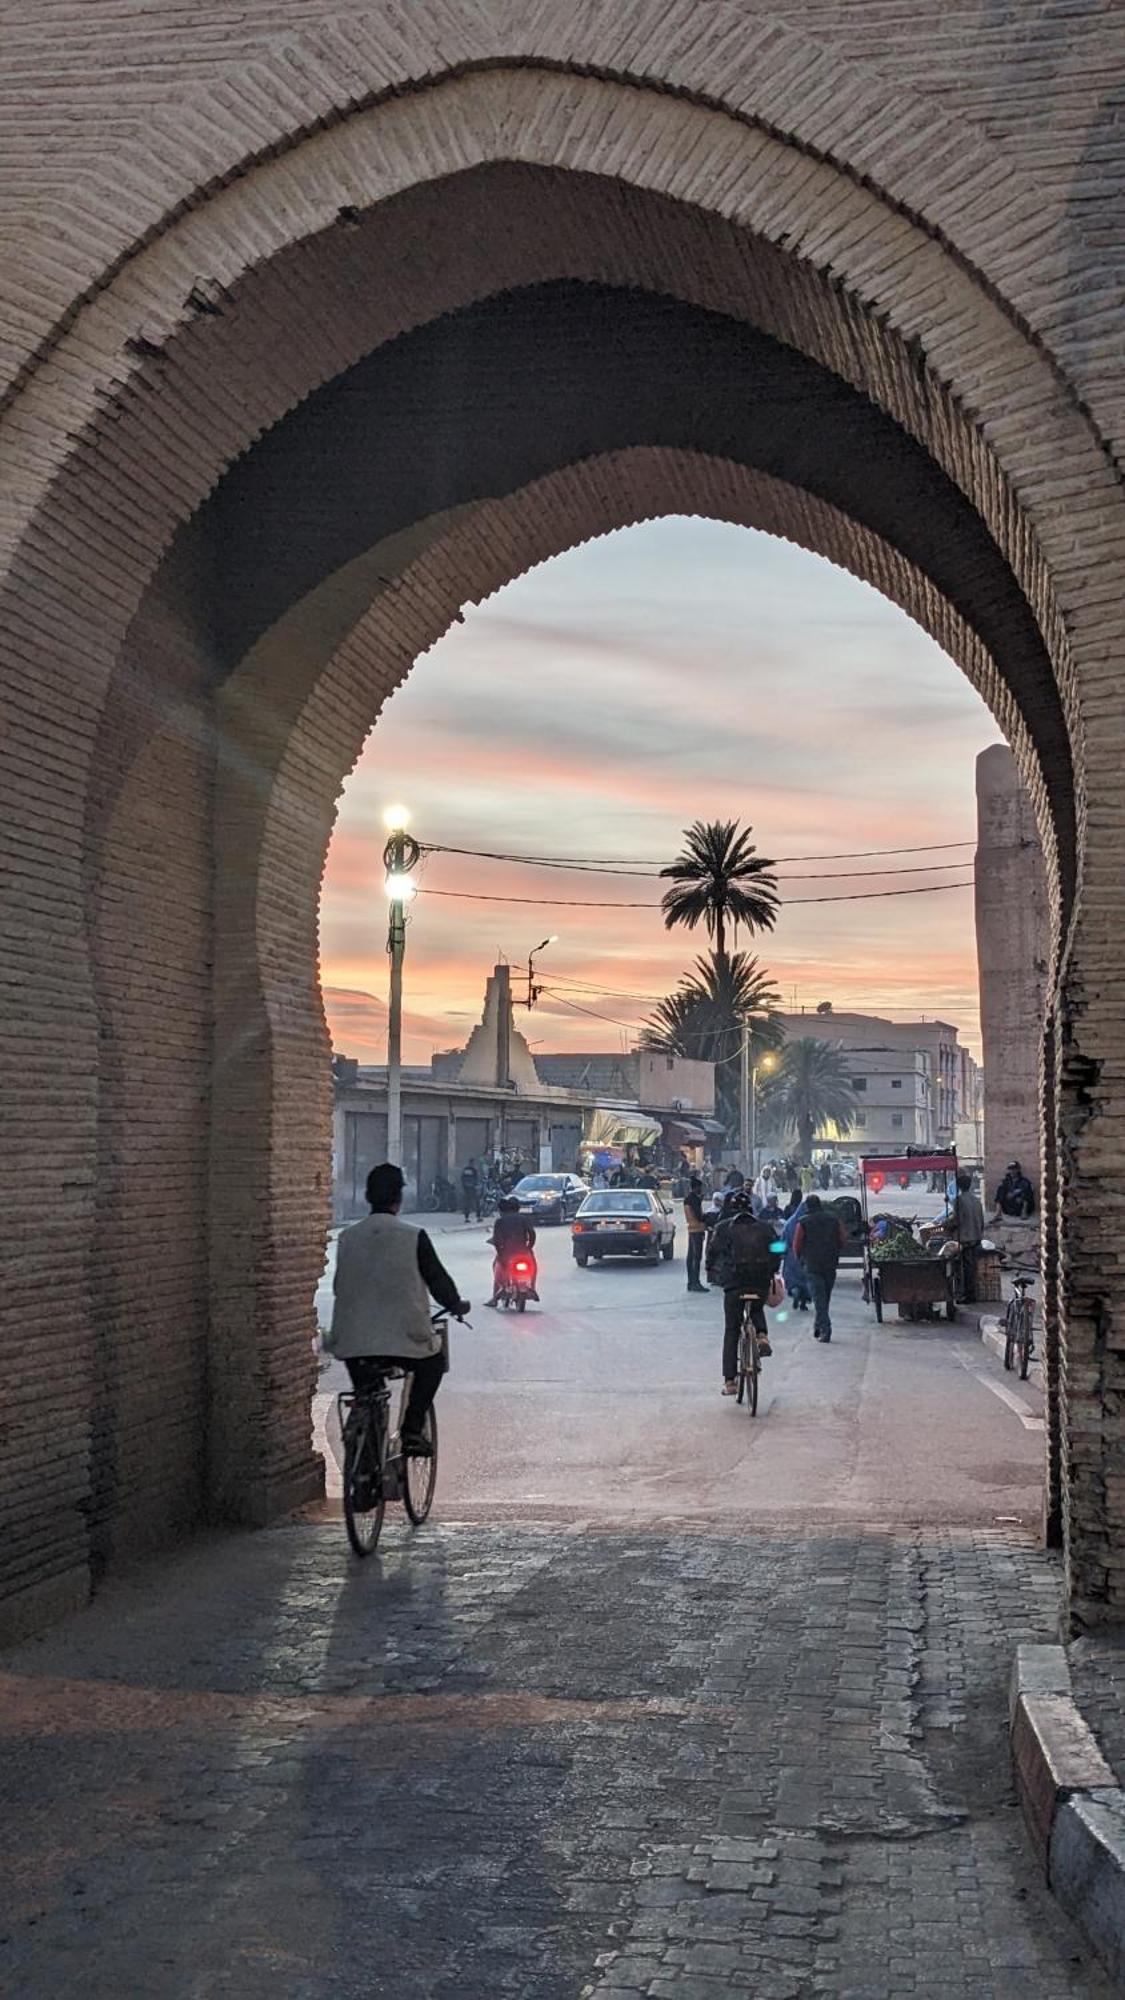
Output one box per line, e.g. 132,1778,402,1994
513,1259,532,1276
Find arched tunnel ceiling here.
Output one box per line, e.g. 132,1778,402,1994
204,279,1074,886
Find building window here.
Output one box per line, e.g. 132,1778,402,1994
891,1112,904,1129
666,1057,675,1071
855,1109,866,1126
891,1078,902,1089
852,1077,867,1091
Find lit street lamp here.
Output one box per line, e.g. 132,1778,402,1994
382,804,420,1169
526,934,559,1009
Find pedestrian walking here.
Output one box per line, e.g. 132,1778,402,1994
684,1176,709,1293
794,1194,847,1343
782,1199,812,1311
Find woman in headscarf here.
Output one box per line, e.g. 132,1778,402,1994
782,1197,812,1312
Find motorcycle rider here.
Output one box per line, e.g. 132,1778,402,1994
485,1196,539,1307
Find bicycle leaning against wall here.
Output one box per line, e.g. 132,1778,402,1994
1003,1257,1038,1382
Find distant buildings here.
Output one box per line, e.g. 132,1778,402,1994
774,1009,982,1160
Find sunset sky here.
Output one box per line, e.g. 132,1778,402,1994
319,519,1000,1066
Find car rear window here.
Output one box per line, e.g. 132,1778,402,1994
580,1192,652,1214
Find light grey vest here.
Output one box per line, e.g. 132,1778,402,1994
328,1212,439,1359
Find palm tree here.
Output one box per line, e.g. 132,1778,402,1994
640,953,781,1137
660,820,780,958
761,1037,858,1165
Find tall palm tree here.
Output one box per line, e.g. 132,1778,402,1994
761,1037,858,1165
640,953,781,1137
660,820,780,958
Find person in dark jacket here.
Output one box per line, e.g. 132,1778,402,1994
794,1193,847,1343
485,1197,538,1306
993,1161,1035,1220
706,1189,782,1393
460,1158,482,1223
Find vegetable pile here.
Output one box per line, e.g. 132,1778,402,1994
870,1222,927,1264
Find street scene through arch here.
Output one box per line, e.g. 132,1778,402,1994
313,516,1030,1530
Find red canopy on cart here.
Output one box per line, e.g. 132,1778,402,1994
860,1152,956,1177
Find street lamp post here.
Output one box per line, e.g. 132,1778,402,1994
526,934,558,1009
382,805,419,1170
740,1016,776,1178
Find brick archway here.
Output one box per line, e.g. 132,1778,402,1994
1,60,1121,1637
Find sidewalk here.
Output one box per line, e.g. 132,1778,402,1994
0,1518,1109,1997
1011,1636,1125,1990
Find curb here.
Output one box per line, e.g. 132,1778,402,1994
1011,1643,1125,1986
980,1312,1045,1392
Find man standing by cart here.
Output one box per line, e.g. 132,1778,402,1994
953,1171,985,1302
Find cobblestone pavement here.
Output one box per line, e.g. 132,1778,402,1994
0,1519,1109,1998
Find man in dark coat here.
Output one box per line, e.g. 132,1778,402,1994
706,1190,782,1393
794,1194,847,1344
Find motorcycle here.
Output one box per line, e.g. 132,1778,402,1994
494,1250,539,1313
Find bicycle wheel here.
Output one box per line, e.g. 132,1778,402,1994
403,1405,438,1524
343,1410,385,1556
1018,1300,1034,1381
1003,1301,1017,1372
736,1319,759,1416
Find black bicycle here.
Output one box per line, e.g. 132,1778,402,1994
338,1312,457,1556
1003,1266,1036,1381
736,1292,765,1415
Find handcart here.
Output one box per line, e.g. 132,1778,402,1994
860,1151,959,1324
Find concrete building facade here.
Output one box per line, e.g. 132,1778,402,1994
1,4,1124,1634
777,1012,967,1150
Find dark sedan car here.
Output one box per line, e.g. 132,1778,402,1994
512,1172,588,1225
572,1189,676,1266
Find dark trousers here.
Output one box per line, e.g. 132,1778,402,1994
809,1268,837,1340
346,1352,444,1432
686,1232,706,1287
960,1242,981,1303
723,1290,766,1380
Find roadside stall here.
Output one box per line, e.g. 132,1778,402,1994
860,1151,959,1324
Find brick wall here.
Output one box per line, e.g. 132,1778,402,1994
0,18,1122,1631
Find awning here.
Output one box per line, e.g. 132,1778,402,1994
584,1107,663,1149
664,1119,706,1142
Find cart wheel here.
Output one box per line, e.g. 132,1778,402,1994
945,1298,957,1322
873,1282,883,1324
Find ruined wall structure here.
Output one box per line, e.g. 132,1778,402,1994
2,2,1124,1634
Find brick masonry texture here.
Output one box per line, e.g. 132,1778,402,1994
0,1522,1112,1997
0,8,1124,1634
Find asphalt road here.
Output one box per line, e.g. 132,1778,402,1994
314,1195,1045,1533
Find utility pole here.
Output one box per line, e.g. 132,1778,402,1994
526,934,558,1008
741,1018,752,1179
382,805,419,1170
741,1015,777,1178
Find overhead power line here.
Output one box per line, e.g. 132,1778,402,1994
422,838,975,878
422,879,974,910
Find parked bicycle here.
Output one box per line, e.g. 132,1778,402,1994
1003,1265,1037,1381
338,1310,463,1556
736,1290,765,1415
